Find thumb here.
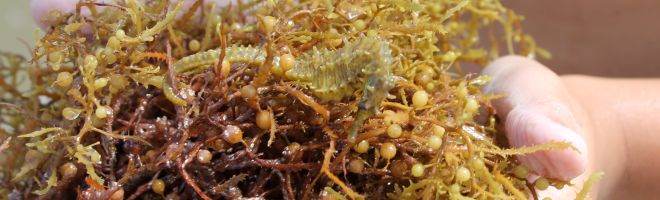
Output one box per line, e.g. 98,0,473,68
483,55,588,181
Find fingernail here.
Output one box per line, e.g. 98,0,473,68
508,111,588,180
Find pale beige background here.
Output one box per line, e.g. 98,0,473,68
0,1,35,56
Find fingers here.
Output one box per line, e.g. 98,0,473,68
30,0,233,31
483,55,588,181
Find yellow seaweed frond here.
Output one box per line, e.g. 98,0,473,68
478,141,576,157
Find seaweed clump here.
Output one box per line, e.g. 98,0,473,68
0,0,583,199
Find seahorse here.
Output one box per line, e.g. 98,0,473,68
282,37,395,142
162,45,280,106
163,36,395,142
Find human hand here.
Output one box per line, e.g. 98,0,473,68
483,55,595,198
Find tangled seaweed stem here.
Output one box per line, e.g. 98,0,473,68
321,138,364,200
0,0,594,199
178,144,213,200
576,172,605,200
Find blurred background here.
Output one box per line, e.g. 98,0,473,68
0,1,34,56
502,0,660,77
2,1,659,77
